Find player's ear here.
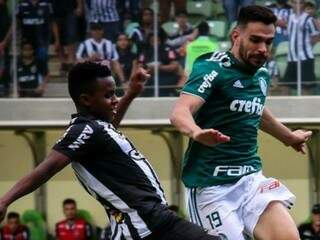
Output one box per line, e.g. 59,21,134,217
79,93,92,107
231,27,241,46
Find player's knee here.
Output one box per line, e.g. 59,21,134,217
279,228,300,240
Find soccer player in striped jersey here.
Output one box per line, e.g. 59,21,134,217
0,62,220,240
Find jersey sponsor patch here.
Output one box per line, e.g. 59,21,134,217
68,125,94,150
198,70,218,93
229,97,264,115
213,165,256,177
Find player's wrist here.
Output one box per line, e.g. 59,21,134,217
282,131,296,146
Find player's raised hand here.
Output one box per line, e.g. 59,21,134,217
192,129,230,146
127,67,150,97
288,129,312,154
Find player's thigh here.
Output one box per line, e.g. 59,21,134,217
253,201,299,240
187,188,247,240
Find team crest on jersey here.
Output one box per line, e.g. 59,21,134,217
259,77,267,96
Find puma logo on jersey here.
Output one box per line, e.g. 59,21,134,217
233,80,244,88
213,165,256,176
229,97,264,115
198,70,218,93
68,125,93,150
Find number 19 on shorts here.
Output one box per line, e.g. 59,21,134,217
206,211,222,229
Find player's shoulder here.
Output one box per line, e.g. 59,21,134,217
194,51,233,71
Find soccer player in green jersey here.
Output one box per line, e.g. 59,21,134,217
171,5,312,240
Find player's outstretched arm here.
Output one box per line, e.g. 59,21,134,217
260,107,312,154
0,150,71,222
112,67,150,128
170,93,230,146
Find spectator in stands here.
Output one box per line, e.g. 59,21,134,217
298,203,320,239
85,0,120,42
16,0,60,73
76,22,125,85
185,21,219,75
17,41,49,97
117,0,141,30
159,0,186,23
54,0,84,74
0,212,30,240
56,198,92,240
138,29,180,96
129,8,154,54
166,10,196,68
304,1,320,29
116,33,137,86
283,0,320,94
269,0,292,47
223,0,255,23
266,48,280,92
0,0,11,97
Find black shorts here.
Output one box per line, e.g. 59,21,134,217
57,13,78,46
283,59,316,88
144,216,220,240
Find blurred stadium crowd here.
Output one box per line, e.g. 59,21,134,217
0,199,319,240
1,0,320,97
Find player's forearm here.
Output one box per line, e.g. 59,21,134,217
112,92,135,128
170,106,202,138
260,107,294,145
0,151,69,207
159,62,179,73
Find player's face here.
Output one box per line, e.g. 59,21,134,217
63,203,77,220
91,29,104,41
142,10,153,24
7,217,19,232
117,34,130,50
176,15,187,27
22,44,34,58
85,77,119,122
312,213,320,228
233,22,275,70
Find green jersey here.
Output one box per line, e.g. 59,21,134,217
182,51,271,187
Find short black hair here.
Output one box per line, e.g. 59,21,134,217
197,21,210,36
90,22,104,30
139,8,154,24
68,61,112,105
176,10,188,17
63,198,76,206
237,5,277,27
312,203,320,214
7,212,20,220
21,39,35,49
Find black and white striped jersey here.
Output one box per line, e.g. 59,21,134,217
76,38,119,66
53,114,172,240
269,5,292,35
287,12,320,61
86,0,119,23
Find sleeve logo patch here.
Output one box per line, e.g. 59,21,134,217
198,70,218,93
